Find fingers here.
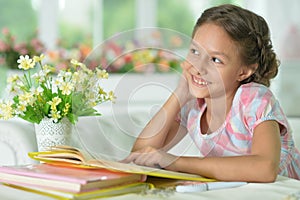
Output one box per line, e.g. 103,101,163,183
180,61,189,70
121,146,153,164
120,151,139,163
121,147,165,168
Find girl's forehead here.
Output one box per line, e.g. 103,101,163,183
192,23,240,58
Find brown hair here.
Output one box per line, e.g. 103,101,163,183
193,4,280,87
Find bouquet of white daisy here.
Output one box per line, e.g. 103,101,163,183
0,54,115,124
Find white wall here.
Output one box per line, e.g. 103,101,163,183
245,0,300,118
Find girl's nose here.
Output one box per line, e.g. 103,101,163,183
181,60,206,75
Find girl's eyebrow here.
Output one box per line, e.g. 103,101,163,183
189,44,207,55
209,51,229,59
189,41,202,49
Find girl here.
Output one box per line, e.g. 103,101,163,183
123,4,300,182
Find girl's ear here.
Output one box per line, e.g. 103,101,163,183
237,63,258,82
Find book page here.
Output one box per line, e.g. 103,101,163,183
87,159,214,182
29,145,214,182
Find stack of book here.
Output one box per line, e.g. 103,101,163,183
0,164,150,199
0,145,213,199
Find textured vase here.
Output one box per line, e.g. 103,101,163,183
35,117,72,151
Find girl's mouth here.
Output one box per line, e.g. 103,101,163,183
192,75,209,87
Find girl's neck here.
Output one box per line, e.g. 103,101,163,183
200,91,236,134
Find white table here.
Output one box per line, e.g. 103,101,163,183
0,176,299,200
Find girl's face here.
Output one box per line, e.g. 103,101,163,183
183,23,252,101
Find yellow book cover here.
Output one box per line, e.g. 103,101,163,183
5,182,153,200
28,145,214,182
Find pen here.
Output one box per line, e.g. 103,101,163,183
175,181,247,193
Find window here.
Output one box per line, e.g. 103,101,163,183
0,0,37,41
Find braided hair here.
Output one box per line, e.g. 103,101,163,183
193,4,280,87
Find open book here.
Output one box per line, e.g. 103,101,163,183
28,145,214,182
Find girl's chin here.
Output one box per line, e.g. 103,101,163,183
189,87,209,99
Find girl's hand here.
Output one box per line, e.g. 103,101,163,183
122,146,178,171
174,62,194,106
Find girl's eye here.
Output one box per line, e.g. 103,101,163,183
190,48,200,55
212,57,222,64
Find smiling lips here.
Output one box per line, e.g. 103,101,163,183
192,75,209,87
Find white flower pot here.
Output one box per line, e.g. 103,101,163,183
35,117,72,151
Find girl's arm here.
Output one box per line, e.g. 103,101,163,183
168,120,281,182
131,66,192,152
131,90,187,153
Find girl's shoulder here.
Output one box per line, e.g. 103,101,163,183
238,82,272,94
235,82,275,106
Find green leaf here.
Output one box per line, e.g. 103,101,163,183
19,106,42,124
67,113,77,125
43,103,50,115
13,96,19,104
76,108,99,116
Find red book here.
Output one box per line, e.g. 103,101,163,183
0,164,145,193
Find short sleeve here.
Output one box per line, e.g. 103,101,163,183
236,83,288,136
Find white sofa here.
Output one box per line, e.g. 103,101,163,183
0,119,37,166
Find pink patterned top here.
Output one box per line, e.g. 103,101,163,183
178,82,300,180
